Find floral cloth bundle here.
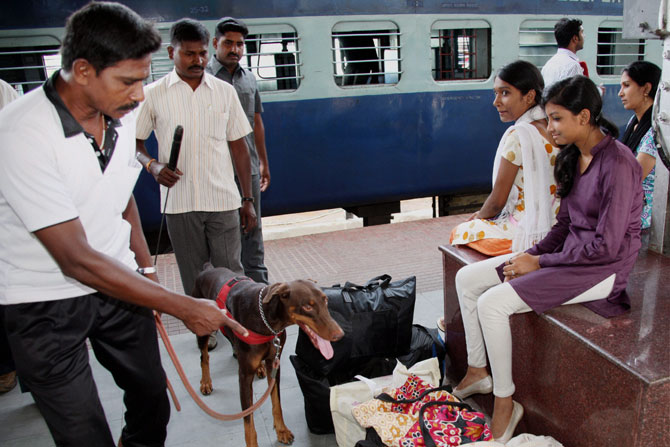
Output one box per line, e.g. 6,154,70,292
352,375,492,446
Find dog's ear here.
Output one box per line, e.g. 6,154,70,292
263,282,290,304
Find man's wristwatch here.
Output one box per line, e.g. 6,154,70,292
137,266,157,275
242,197,254,204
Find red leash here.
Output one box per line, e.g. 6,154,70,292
154,312,279,421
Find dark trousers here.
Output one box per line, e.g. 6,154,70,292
237,173,269,284
0,305,15,375
166,210,243,295
3,294,170,447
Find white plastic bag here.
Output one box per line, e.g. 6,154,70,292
506,433,564,447
329,358,441,447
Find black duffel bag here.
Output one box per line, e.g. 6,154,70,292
295,274,416,378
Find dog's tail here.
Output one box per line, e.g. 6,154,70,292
202,262,214,272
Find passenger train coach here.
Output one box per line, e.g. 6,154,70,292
0,0,662,230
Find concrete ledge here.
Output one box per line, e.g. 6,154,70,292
439,244,670,447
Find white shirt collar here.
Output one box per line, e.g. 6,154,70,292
166,69,213,90
557,48,579,61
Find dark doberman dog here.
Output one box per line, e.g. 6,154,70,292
192,267,344,447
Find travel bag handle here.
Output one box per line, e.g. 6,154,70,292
376,385,478,447
342,274,392,290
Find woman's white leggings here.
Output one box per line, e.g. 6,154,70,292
456,253,615,398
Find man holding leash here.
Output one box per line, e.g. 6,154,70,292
207,17,271,285
0,3,247,445
136,19,257,328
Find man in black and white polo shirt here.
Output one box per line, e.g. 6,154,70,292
0,3,247,446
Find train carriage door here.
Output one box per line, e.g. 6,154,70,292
331,21,401,87
0,34,61,94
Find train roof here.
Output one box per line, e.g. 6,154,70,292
2,0,623,30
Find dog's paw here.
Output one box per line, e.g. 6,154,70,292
275,427,294,445
256,364,267,379
199,380,213,395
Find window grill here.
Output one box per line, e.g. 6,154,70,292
331,23,402,87
518,23,557,69
241,32,301,92
0,35,61,94
596,25,645,76
431,23,490,81
149,27,172,82
150,26,301,92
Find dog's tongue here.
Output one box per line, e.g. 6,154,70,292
315,334,334,360
298,321,334,359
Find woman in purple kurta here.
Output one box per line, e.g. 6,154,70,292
508,132,642,317
450,76,643,443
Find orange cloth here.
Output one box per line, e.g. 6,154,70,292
449,226,512,256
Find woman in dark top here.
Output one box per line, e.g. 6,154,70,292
450,76,642,443
618,60,661,229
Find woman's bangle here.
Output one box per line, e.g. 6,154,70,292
146,158,157,173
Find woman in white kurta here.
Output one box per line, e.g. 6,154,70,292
450,60,559,256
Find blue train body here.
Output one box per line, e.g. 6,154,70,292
3,0,652,230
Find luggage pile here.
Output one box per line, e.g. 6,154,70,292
289,274,448,442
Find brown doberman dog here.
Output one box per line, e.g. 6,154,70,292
192,267,344,447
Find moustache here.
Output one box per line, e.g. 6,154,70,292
189,65,204,70
118,101,139,112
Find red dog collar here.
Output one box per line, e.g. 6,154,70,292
216,277,283,344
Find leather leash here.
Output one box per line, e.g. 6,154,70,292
154,311,280,420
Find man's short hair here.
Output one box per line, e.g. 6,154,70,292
170,18,210,46
554,18,582,49
214,17,249,39
61,1,161,73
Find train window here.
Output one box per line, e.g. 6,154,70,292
431,21,491,81
149,24,301,92
242,24,301,92
149,26,172,82
0,35,61,94
596,23,645,76
331,21,401,87
518,21,557,69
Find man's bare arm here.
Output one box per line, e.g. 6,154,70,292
136,138,182,187
229,137,257,233
254,112,271,192
33,218,247,337
123,195,158,282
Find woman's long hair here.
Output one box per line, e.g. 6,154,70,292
497,60,544,107
542,76,619,198
623,60,661,100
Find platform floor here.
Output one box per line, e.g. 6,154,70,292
0,214,467,447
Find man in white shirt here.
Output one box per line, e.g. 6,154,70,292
0,78,18,109
541,18,585,88
0,3,246,446
0,78,19,395
136,19,256,308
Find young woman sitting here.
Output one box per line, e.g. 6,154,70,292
450,60,559,257
618,60,661,230
451,76,643,443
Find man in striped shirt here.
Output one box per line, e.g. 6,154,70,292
136,19,257,308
